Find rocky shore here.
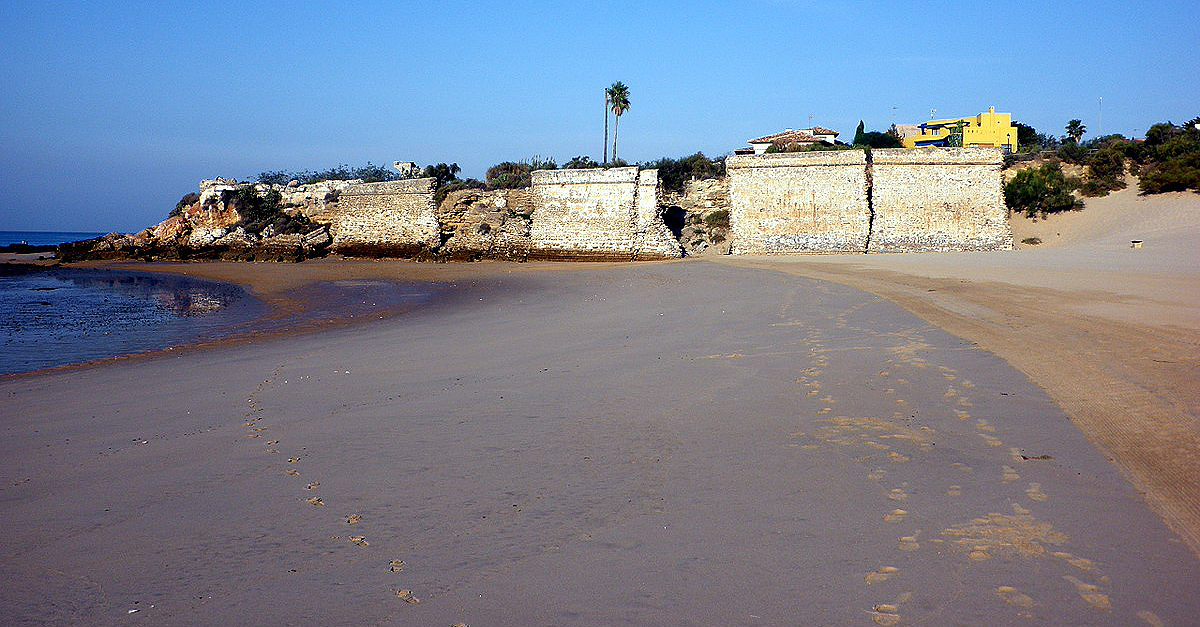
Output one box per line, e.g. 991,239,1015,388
59,174,734,264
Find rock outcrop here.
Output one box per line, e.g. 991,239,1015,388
660,177,732,256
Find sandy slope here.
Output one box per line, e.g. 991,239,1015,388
726,186,1200,556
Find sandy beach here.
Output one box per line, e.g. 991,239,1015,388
2,188,1198,625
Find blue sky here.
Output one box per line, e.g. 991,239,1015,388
1,0,1196,231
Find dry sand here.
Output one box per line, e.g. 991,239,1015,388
1,188,1197,625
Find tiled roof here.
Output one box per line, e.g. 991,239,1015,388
748,130,821,144
806,126,839,136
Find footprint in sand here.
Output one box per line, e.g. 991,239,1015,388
955,409,971,420
995,585,1035,608
346,513,361,523
1009,447,1025,463
393,588,419,604
306,497,324,506
868,469,887,481
957,397,973,407
888,488,909,501
307,482,320,490
888,451,910,462
898,533,920,551
883,509,908,523
1026,483,1049,502
947,485,962,496
1137,610,1166,626
975,419,995,432
286,468,300,476
350,535,369,547
865,566,899,583
1063,575,1111,609
944,388,959,399
1053,551,1095,572
869,604,901,625
389,559,405,572
868,592,911,626
1002,466,1020,483
968,545,991,561
980,434,1003,447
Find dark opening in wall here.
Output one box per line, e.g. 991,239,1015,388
662,205,685,239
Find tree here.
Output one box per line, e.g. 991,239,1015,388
853,120,866,145
1014,122,1040,150
1065,119,1086,143
603,86,611,164
1003,163,1083,217
564,155,600,169
608,81,630,163
421,163,461,187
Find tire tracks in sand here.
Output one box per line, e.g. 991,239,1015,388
727,258,1200,558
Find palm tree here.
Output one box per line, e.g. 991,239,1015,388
1065,119,1086,143
603,86,613,163
608,81,630,163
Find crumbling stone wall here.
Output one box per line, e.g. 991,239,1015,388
529,167,682,261
437,188,533,261
661,178,733,256
727,151,870,254
869,147,1012,252
331,178,440,256
726,148,1011,254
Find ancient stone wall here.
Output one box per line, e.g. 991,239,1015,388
726,148,1011,254
529,167,682,261
331,178,440,256
869,147,1012,252
727,151,870,254
437,188,533,261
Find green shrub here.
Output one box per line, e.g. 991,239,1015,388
1137,121,1200,193
233,187,289,233
434,178,486,203
171,192,199,217
1080,147,1127,196
1004,163,1084,217
703,209,730,229
421,163,461,187
1020,237,1042,245
563,156,600,169
257,162,408,185
1056,141,1089,164
643,152,725,193
486,161,532,189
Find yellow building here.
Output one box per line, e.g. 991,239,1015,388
899,106,1017,152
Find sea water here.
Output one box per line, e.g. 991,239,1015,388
0,230,106,247
0,266,264,373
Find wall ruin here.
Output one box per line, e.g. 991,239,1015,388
868,148,1012,252
726,148,1011,254
330,178,440,256
529,167,682,260
726,151,870,254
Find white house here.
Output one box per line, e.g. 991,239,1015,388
739,126,841,154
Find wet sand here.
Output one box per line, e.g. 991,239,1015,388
2,254,1198,625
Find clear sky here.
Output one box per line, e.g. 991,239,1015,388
1,0,1196,232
